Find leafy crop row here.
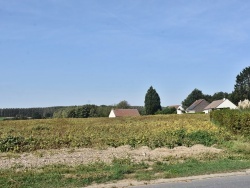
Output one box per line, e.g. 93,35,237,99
0,114,230,152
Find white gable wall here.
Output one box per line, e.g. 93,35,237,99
109,109,116,118
177,106,184,114
217,99,237,109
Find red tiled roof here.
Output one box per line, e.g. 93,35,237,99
113,109,140,117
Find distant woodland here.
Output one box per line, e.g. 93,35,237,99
0,105,145,119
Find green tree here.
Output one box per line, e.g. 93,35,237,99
32,112,42,119
203,94,213,103
212,92,230,101
68,108,77,118
182,88,204,108
232,66,250,104
116,100,130,109
96,105,113,117
144,86,161,115
156,107,177,114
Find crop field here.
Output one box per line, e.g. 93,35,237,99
2,114,250,188
0,114,231,152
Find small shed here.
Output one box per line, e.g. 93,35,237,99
109,109,140,118
203,98,237,113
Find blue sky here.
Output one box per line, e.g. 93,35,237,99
1,0,250,108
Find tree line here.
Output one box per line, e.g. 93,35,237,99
0,105,113,119
0,104,145,119
0,107,61,119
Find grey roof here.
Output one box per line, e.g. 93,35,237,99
204,99,224,110
186,99,210,112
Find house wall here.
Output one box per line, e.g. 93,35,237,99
204,109,208,114
186,110,195,114
177,106,184,114
177,109,182,114
218,99,237,109
108,110,116,118
204,109,212,114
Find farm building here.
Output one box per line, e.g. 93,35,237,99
109,109,140,118
203,98,237,113
186,99,210,113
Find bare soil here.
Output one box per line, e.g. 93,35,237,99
0,144,222,169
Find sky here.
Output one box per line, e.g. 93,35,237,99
0,0,250,108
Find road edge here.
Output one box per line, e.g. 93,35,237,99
85,169,250,188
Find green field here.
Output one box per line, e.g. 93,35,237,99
0,114,229,152
1,114,250,187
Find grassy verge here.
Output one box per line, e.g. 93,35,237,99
1,156,250,188
0,159,148,188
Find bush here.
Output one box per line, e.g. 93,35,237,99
0,136,27,152
156,107,177,115
187,130,216,146
210,110,250,135
0,136,41,152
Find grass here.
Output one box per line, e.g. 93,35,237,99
1,157,250,188
224,140,250,155
151,158,250,179
0,159,149,188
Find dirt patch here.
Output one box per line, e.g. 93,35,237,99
0,144,222,169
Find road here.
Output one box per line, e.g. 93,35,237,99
130,173,250,188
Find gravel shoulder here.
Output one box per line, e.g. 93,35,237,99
0,144,221,169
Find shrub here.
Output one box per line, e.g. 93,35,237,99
0,136,27,152
238,99,250,110
187,130,216,146
210,110,250,135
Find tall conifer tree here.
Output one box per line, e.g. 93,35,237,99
144,86,161,115
232,66,250,104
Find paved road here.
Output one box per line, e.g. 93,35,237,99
130,173,250,188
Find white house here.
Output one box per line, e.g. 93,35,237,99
168,105,184,114
109,109,140,118
203,98,237,113
177,105,184,114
